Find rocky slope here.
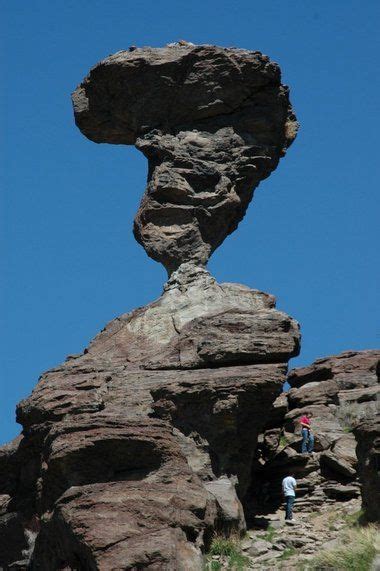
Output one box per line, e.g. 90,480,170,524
247,350,380,524
208,497,366,570
0,268,300,569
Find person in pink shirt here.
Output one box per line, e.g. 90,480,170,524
300,411,314,453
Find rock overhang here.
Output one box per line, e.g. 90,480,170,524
72,43,298,273
72,44,297,148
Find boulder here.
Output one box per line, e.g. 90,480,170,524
287,380,339,408
323,483,360,500
246,539,272,556
320,450,357,479
288,351,379,391
72,44,297,274
331,434,357,470
204,477,245,531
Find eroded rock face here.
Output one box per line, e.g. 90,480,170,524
0,269,300,569
354,417,380,523
72,44,297,273
0,42,301,569
247,350,379,522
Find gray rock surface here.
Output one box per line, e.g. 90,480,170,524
0,269,300,569
72,44,297,273
81,265,300,371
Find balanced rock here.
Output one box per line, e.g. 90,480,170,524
0,43,301,569
72,44,297,273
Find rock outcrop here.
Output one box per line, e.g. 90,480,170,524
354,416,380,523
0,269,300,569
72,44,297,273
247,350,380,522
3,39,378,570
0,43,303,569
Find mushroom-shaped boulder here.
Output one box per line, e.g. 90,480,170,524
72,44,298,274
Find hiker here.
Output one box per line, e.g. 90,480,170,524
282,472,297,521
300,411,314,454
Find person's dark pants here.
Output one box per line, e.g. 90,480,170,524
285,495,295,520
301,428,314,453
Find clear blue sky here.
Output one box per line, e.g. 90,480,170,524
1,1,379,444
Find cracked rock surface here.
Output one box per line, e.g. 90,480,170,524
0,268,300,569
246,350,380,523
72,44,297,273
0,43,301,569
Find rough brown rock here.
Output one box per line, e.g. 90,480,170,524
354,417,380,522
0,42,302,569
72,44,297,274
247,350,379,520
287,350,379,390
0,270,299,569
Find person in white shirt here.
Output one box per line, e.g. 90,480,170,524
282,473,297,521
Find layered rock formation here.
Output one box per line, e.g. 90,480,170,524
0,269,300,569
0,43,303,569
354,416,380,523
72,43,297,273
2,40,378,570
247,350,380,522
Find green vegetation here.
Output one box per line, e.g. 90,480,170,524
327,510,340,531
262,524,277,543
204,534,249,571
225,551,250,570
206,561,222,571
279,434,289,447
305,525,379,571
208,536,240,557
278,546,297,560
343,509,365,527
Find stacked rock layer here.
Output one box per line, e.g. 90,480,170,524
72,44,297,273
0,268,300,569
247,350,380,523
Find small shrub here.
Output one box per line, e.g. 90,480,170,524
227,550,250,570
306,525,379,571
263,524,277,542
343,425,353,433
327,511,340,531
206,561,222,571
205,534,249,571
343,509,365,528
209,536,239,557
279,546,297,560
